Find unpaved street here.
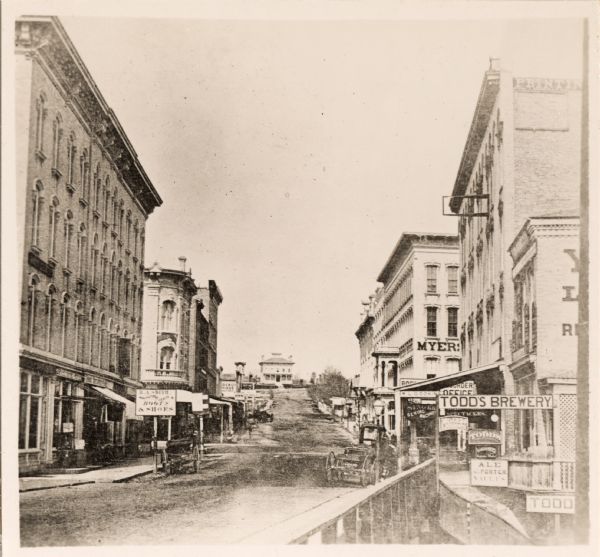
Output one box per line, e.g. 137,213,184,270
20,388,358,546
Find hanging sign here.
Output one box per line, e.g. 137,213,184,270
440,395,553,410
439,415,468,432
526,494,575,514
136,389,176,416
441,381,476,396
470,458,508,487
398,391,438,398
467,429,502,445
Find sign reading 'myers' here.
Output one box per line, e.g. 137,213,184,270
440,395,553,410
136,389,176,416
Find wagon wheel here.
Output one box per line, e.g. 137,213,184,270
325,452,337,484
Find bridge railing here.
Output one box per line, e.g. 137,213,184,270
241,458,437,544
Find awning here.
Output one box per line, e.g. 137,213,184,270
395,362,505,394
372,387,395,396
209,397,230,407
92,386,141,421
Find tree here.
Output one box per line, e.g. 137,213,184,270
308,366,350,405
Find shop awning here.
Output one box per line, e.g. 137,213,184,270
209,397,230,406
395,361,505,394
92,386,141,421
372,387,395,396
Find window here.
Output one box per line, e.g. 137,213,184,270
60,293,69,357
35,94,47,154
48,198,59,259
80,150,89,199
104,178,110,220
66,134,76,186
31,181,44,248
19,371,44,450
447,307,458,338
46,285,57,352
425,357,439,376
426,307,438,337
161,301,175,331
446,358,460,374
27,275,40,346
76,224,87,279
53,380,75,449
426,265,438,294
160,346,174,370
64,211,74,269
531,303,537,351
448,266,458,294
51,114,62,170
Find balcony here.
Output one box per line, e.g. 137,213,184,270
144,368,188,384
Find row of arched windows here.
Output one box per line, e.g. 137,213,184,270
26,273,140,375
31,181,143,316
33,91,144,258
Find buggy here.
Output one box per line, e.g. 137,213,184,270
325,424,397,487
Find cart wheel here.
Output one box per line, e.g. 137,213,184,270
325,452,336,485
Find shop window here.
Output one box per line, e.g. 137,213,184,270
447,266,458,294
19,371,44,450
426,307,438,337
53,380,75,449
426,265,438,294
447,307,458,337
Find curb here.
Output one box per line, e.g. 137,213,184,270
112,468,155,483
20,480,95,493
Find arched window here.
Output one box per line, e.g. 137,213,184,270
60,292,70,358
100,243,108,293
80,149,89,199
31,181,44,248
119,203,124,237
531,303,537,351
523,303,530,352
74,301,83,362
99,314,107,369
35,93,47,154
103,177,110,221
161,300,175,331
27,274,40,346
110,253,116,300
133,222,139,258
64,213,74,267
93,164,101,210
66,133,76,187
51,113,62,170
160,346,174,370
46,284,57,352
124,270,130,312
117,261,123,306
89,308,97,365
48,197,60,259
91,234,99,287
107,319,114,371
77,224,87,279
112,191,118,231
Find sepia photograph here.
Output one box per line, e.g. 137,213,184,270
1,0,598,554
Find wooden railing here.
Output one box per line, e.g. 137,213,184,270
507,458,575,492
241,459,437,544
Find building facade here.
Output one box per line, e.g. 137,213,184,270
16,17,162,473
140,258,197,391
357,233,460,433
195,281,223,395
259,354,295,386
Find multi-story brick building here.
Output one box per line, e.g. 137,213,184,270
195,280,223,395
399,61,581,504
16,17,162,473
357,233,460,435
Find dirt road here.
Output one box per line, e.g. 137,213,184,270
20,388,358,546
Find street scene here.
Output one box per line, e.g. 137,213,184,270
5,3,595,552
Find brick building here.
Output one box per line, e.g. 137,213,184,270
16,17,162,473
398,61,581,502
357,233,460,436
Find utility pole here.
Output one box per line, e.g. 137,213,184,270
575,16,589,544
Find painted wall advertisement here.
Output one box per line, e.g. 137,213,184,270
470,458,508,487
136,389,176,416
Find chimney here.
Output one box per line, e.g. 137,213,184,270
178,256,187,272
489,57,501,72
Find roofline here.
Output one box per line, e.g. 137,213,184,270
449,67,501,213
16,16,163,214
395,361,504,391
377,233,459,284
508,216,580,256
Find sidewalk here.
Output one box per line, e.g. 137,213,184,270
19,457,156,492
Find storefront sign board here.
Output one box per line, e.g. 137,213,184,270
440,395,553,410
136,389,176,416
470,458,508,487
441,380,476,396
467,429,502,445
526,494,575,514
398,391,437,398
439,415,468,432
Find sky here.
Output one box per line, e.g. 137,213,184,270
59,14,583,379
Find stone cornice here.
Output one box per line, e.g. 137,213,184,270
15,17,162,216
